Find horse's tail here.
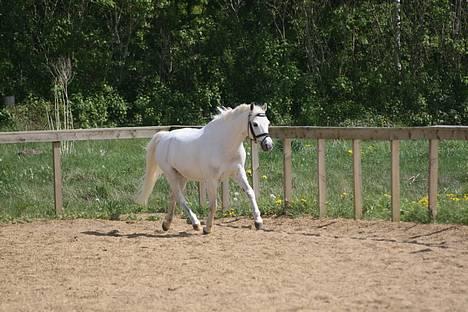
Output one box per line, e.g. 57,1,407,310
135,132,164,206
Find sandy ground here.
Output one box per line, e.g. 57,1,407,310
1,216,468,312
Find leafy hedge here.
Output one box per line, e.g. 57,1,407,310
0,0,466,130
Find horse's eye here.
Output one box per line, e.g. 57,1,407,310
253,122,258,127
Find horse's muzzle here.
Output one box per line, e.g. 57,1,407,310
260,136,273,152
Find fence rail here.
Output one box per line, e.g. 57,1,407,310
1,126,467,144
1,126,467,221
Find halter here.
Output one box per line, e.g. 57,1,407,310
248,112,270,145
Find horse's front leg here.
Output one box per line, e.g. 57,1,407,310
203,180,218,235
234,166,263,230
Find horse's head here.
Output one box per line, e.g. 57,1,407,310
248,103,273,152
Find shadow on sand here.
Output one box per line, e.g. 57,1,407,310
81,229,194,239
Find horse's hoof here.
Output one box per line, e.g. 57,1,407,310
193,223,201,231
202,227,211,235
255,222,263,230
162,221,171,231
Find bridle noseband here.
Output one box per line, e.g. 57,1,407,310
248,112,270,145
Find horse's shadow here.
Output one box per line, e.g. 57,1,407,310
81,218,270,239
81,229,193,239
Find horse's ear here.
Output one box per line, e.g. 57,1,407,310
250,103,254,111
262,103,268,112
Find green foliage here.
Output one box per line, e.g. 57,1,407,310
4,95,52,130
0,0,466,127
72,85,127,128
0,108,13,129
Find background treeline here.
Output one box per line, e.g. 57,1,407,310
0,0,466,129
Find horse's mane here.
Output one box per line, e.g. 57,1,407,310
211,103,262,122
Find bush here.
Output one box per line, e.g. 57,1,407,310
0,108,12,130
72,84,128,128
130,77,219,126
5,95,52,130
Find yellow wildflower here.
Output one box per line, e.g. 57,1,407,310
246,169,252,176
446,193,464,201
347,149,353,155
262,175,268,180
418,196,429,207
224,208,237,217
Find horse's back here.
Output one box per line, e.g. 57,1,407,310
155,128,206,178
168,128,203,141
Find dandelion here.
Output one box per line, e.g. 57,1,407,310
246,169,252,176
224,208,236,217
446,193,462,201
347,149,353,156
275,198,283,206
262,175,268,180
340,192,349,199
418,196,429,207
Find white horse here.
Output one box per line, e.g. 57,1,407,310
135,103,273,234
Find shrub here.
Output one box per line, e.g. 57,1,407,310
0,108,12,130
72,84,127,128
5,95,52,130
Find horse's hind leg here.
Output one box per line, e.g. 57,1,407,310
203,180,218,235
162,193,177,231
162,177,187,231
177,192,201,231
165,171,201,231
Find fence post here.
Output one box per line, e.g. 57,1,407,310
52,141,64,215
283,138,293,213
391,140,400,222
317,139,327,218
251,141,260,198
428,139,439,222
352,139,363,219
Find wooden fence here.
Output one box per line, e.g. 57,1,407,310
1,126,467,221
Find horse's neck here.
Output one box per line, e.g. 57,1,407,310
205,111,248,153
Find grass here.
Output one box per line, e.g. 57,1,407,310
0,138,467,224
